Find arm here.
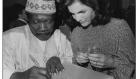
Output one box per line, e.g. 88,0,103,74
10,66,51,79
3,33,51,79
3,33,16,79
70,31,89,66
111,20,135,79
54,30,73,63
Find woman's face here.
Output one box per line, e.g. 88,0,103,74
68,1,95,27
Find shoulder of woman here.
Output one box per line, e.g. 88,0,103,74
106,18,134,38
3,25,27,40
106,18,131,32
109,18,129,29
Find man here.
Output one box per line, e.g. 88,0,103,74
3,0,73,79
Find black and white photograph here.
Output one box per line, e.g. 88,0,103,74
2,0,136,79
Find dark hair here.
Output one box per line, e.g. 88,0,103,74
62,0,112,27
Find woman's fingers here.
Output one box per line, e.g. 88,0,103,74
90,60,104,68
76,57,89,63
78,53,88,58
88,54,106,68
88,54,103,58
88,54,105,62
76,53,89,63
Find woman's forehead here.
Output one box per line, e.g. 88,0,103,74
68,1,91,13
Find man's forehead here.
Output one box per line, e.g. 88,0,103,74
30,12,55,16
33,14,54,18
31,13,55,19
43,0,54,1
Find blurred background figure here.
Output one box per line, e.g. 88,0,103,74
3,0,27,31
9,10,27,29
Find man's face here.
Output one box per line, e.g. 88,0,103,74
28,13,55,41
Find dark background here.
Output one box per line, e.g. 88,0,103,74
3,0,136,36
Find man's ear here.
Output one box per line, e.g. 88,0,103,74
56,0,65,3
56,0,60,2
25,12,32,23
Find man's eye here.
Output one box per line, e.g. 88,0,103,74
34,20,38,24
45,19,53,23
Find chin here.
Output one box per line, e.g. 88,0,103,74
39,38,49,41
37,35,51,41
81,23,90,27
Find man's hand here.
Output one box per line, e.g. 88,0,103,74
10,66,51,79
46,56,64,75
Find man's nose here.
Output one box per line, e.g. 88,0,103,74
40,23,46,30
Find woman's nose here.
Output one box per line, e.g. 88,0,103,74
73,15,81,22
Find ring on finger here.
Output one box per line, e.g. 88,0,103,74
94,61,97,65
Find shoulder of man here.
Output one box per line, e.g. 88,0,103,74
53,29,71,46
53,29,67,40
3,25,27,41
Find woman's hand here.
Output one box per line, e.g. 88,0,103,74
88,53,114,68
75,52,89,64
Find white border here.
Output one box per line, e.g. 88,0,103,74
1,0,2,79
136,0,138,79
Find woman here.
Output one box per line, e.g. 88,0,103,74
62,0,135,79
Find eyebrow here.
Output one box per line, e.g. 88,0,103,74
71,10,86,15
70,12,74,15
78,10,86,13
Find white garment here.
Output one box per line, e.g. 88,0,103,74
3,25,73,79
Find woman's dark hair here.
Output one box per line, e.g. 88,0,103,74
62,0,112,27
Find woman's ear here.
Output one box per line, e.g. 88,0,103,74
91,10,96,20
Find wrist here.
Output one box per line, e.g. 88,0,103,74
10,72,27,79
104,55,115,68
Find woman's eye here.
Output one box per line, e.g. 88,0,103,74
79,11,86,14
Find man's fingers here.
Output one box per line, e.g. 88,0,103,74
46,70,52,79
56,63,64,72
50,64,56,73
46,65,51,74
